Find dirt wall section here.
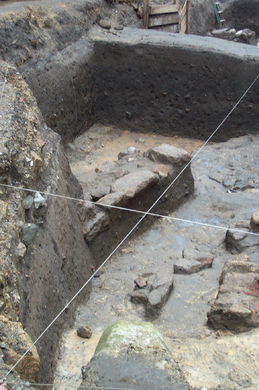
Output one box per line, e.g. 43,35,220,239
0,61,94,382
90,28,259,141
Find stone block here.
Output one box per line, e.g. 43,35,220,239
207,255,259,331
147,144,191,167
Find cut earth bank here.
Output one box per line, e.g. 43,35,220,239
0,0,259,388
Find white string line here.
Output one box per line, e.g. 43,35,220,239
3,383,135,390
0,182,259,237
2,73,259,381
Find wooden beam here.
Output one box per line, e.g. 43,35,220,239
186,0,189,34
143,0,150,29
179,0,189,34
148,13,179,28
149,4,178,16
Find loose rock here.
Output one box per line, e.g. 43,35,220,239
98,19,111,29
77,326,92,339
134,276,148,289
174,256,213,274
211,28,236,39
22,195,34,210
83,206,110,242
16,242,27,259
131,271,174,318
235,28,257,45
114,24,124,31
34,192,46,209
250,211,259,232
147,144,191,167
21,223,39,246
0,200,7,219
225,228,259,254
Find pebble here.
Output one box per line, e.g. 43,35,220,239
0,200,7,219
127,146,137,154
22,195,34,209
34,192,46,209
98,19,111,30
134,276,148,289
21,223,39,246
16,242,27,258
250,211,259,232
114,24,124,31
77,326,92,339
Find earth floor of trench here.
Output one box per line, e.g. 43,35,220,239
54,125,259,389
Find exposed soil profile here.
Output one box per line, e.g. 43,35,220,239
0,1,258,389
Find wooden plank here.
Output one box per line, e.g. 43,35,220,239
149,4,178,16
179,0,187,33
143,0,150,29
186,0,189,33
148,13,179,28
179,0,189,33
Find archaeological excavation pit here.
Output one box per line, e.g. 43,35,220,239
0,1,259,389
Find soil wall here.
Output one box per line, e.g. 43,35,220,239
0,61,94,382
90,28,259,141
1,2,258,144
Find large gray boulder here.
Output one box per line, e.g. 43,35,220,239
80,320,189,390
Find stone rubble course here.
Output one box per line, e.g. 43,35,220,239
80,143,194,259
207,254,259,331
80,320,189,390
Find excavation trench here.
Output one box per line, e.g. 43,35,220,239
34,32,259,387
1,19,259,389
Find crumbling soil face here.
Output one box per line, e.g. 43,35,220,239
0,61,95,383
